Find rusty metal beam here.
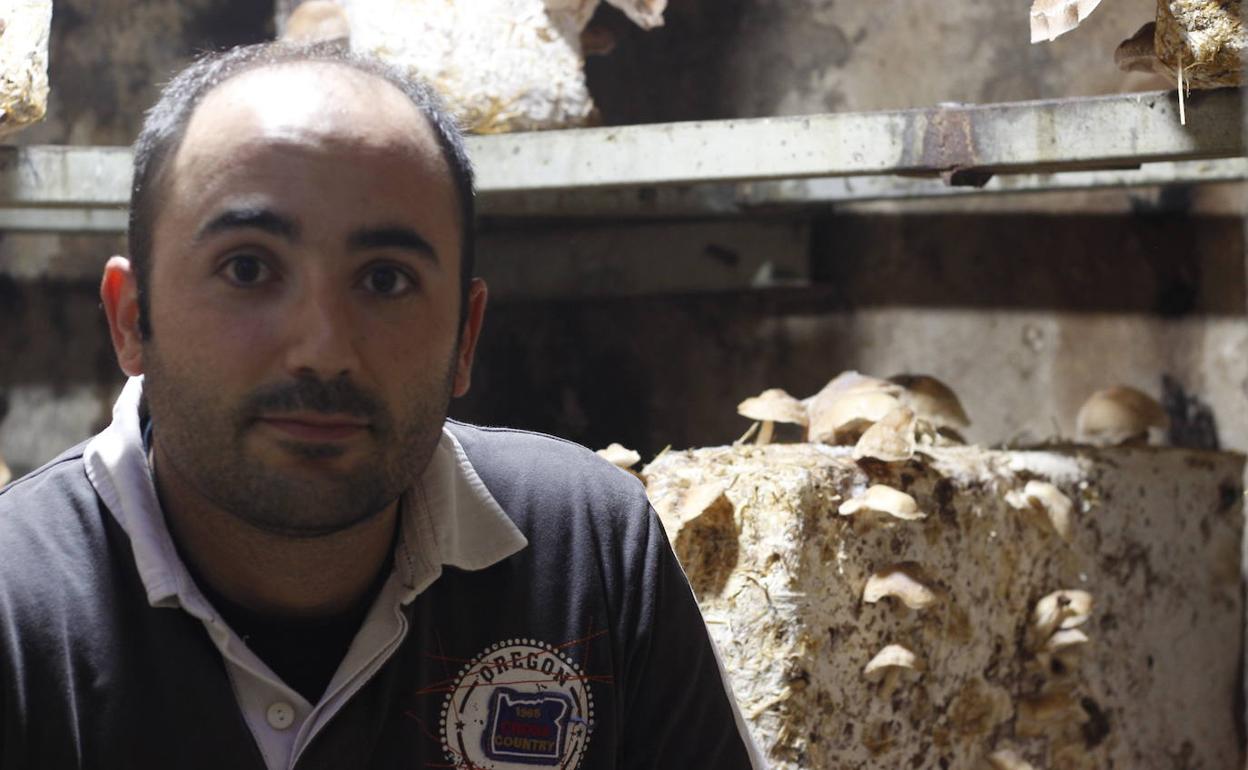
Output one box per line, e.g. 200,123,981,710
0,89,1241,228
468,88,1243,192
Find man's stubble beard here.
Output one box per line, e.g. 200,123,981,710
142,340,457,539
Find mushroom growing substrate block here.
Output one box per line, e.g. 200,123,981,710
645,443,1245,769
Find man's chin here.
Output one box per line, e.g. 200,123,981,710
244,428,373,471
217,466,400,538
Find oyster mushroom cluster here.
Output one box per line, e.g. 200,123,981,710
736,371,971,461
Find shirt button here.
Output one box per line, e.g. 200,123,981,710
266,701,296,730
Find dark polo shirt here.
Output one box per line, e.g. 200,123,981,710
0,378,762,769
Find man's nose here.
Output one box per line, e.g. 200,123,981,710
281,281,362,381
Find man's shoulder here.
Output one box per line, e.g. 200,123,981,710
0,441,95,511
448,420,638,482
0,441,107,580
446,420,650,518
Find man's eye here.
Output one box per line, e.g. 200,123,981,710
221,255,271,286
362,265,414,296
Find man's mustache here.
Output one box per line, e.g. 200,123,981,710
242,377,388,427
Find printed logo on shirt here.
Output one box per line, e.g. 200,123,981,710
483,688,571,764
441,639,593,769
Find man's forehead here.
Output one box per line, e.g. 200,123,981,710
177,62,442,164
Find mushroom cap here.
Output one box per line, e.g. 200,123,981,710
809,384,903,444
812,370,899,400
1029,0,1105,43
987,749,1038,770
839,485,925,521
1044,628,1091,653
1075,386,1169,445
853,405,917,463
1033,589,1093,638
596,443,641,469
863,644,923,677
824,389,900,428
888,373,971,429
1006,480,1074,541
736,388,808,426
653,480,734,551
862,564,939,610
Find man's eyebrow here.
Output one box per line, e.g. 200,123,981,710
347,226,438,262
194,207,300,243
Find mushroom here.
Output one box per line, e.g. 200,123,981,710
0,454,9,488
736,388,808,446
1044,628,1090,654
656,480,731,536
862,564,939,610
1029,0,1104,43
986,749,1037,770
853,405,917,462
807,373,903,445
1032,589,1093,640
660,481,738,599
838,485,926,522
888,373,971,431
1075,386,1169,446
863,643,923,696
596,443,641,469
1006,480,1074,541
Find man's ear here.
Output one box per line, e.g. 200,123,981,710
451,278,488,398
100,256,145,376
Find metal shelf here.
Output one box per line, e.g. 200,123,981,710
0,88,1241,232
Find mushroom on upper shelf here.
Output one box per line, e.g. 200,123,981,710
1029,0,1105,43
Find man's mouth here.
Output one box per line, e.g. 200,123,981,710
255,413,371,443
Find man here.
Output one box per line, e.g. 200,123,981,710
0,43,763,770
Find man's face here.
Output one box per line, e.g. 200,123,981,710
137,63,477,536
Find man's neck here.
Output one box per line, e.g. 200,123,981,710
151,441,399,620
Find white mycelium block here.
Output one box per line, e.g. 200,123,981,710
646,443,1244,769
0,0,51,139
338,0,663,133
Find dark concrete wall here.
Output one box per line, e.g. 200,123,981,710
583,0,1168,122
461,208,1246,457
1,0,1244,476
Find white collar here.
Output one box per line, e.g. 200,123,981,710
83,376,527,613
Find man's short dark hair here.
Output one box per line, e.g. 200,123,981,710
128,41,476,338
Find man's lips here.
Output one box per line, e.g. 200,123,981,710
255,413,370,442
